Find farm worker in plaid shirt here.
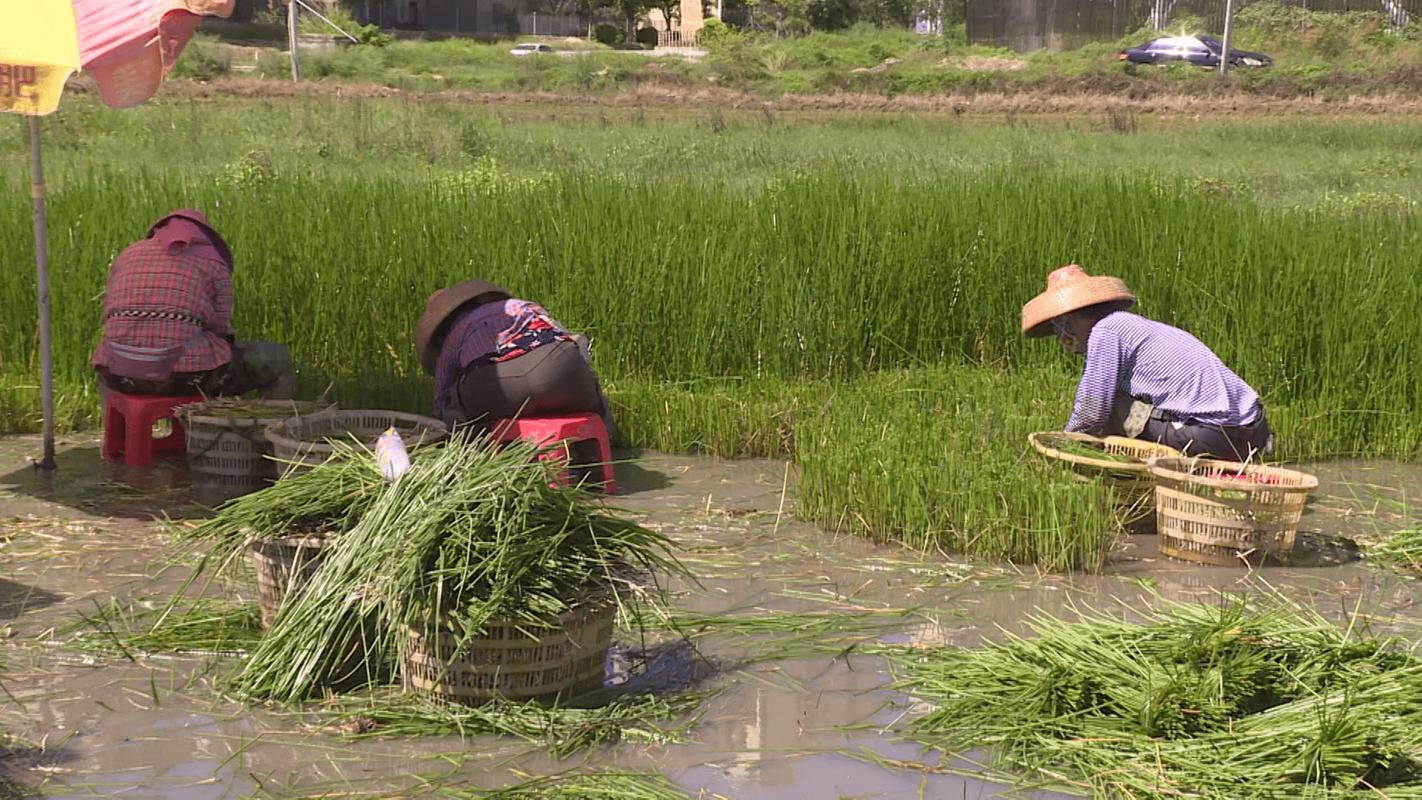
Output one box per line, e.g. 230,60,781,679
92,210,294,399
414,279,614,435
1021,265,1272,461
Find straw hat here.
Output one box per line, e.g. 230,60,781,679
414,279,512,375
1020,264,1136,338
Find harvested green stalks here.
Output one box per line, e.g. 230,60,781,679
223,432,683,704
443,769,694,799
888,598,1422,798
178,439,386,555
1370,528,1422,573
62,597,261,657
311,688,709,755
179,398,326,420
1039,436,1141,464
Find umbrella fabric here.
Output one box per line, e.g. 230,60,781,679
1,0,233,116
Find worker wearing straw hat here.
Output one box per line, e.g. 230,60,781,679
415,280,614,434
1021,265,1272,461
93,210,294,399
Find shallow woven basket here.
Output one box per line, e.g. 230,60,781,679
266,410,448,476
1148,457,1318,567
401,597,616,704
179,400,329,493
1029,432,1181,533
248,532,336,628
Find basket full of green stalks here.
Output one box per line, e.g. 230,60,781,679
181,433,681,705
1148,457,1318,566
1029,431,1180,533
178,398,332,493
265,410,448,476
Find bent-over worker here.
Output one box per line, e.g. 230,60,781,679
92,209,294,399
1020,264,1271,461
415,280,614,433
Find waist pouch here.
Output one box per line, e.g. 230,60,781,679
100,333,204,382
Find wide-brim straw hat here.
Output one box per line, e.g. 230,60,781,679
414,279,512,375
1021,264,1136,338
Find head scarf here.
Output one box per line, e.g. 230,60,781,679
147,209,234,272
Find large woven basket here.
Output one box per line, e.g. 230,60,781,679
180,400,329,493
248,532,336,628
266,410,448,476
1029,432,1181,533
401,597,616,704
1148,458,1318,567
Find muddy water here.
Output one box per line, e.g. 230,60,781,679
1,434,1420,799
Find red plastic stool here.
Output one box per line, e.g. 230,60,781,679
492,413,616,494
101,390,203,467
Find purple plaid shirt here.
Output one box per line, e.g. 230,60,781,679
432,299,572,417
1067,312,1262,435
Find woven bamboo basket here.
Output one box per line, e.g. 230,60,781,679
1148,458,1318,567
179,400,330,493
266,410,448,477
248,532,336,628
1029,432,1181,533
401,597,616,704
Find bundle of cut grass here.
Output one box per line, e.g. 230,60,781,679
63,597,261,657
1370,528,1422,573
222,431,682,704
311,688,709,755
177,397,328,421
1030,432,1144,466
888,598,1422,798
179,439,388,564
444,769,693,799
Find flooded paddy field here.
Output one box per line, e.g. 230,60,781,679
2,433,1420,799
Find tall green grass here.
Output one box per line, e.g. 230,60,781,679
3,103,1419,568
4,165,1416,457
795,366,1115,571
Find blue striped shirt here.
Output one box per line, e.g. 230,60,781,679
1066,312,1262,435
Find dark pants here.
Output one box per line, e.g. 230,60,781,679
97,341,294,399
448,340,612,432
1140,411,1274,462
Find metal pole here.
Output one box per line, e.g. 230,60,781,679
533,11,538,34
1219,0,1234,75
288,0,301,81
27,117,56,472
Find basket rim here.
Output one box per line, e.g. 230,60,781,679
1146,456,1319,492
265,409,449,452
247,530,339,550
405,592,618,638
178,399,335,428
1028,431,1179,474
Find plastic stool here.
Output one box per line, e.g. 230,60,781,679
492,413,616,494
101,390,203,467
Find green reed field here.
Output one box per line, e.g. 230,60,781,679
2,99,1420,569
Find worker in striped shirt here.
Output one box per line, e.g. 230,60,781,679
92,210,294,399
1021,265,1272,461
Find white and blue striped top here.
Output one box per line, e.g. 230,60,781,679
1067,311,1262,434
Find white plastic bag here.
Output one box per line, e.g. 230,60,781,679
375,426,411,482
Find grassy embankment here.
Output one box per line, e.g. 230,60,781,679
2,99,1419,569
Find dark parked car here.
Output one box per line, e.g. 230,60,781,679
1119,35,1272,68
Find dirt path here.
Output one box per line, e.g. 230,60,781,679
76,74,1422,118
